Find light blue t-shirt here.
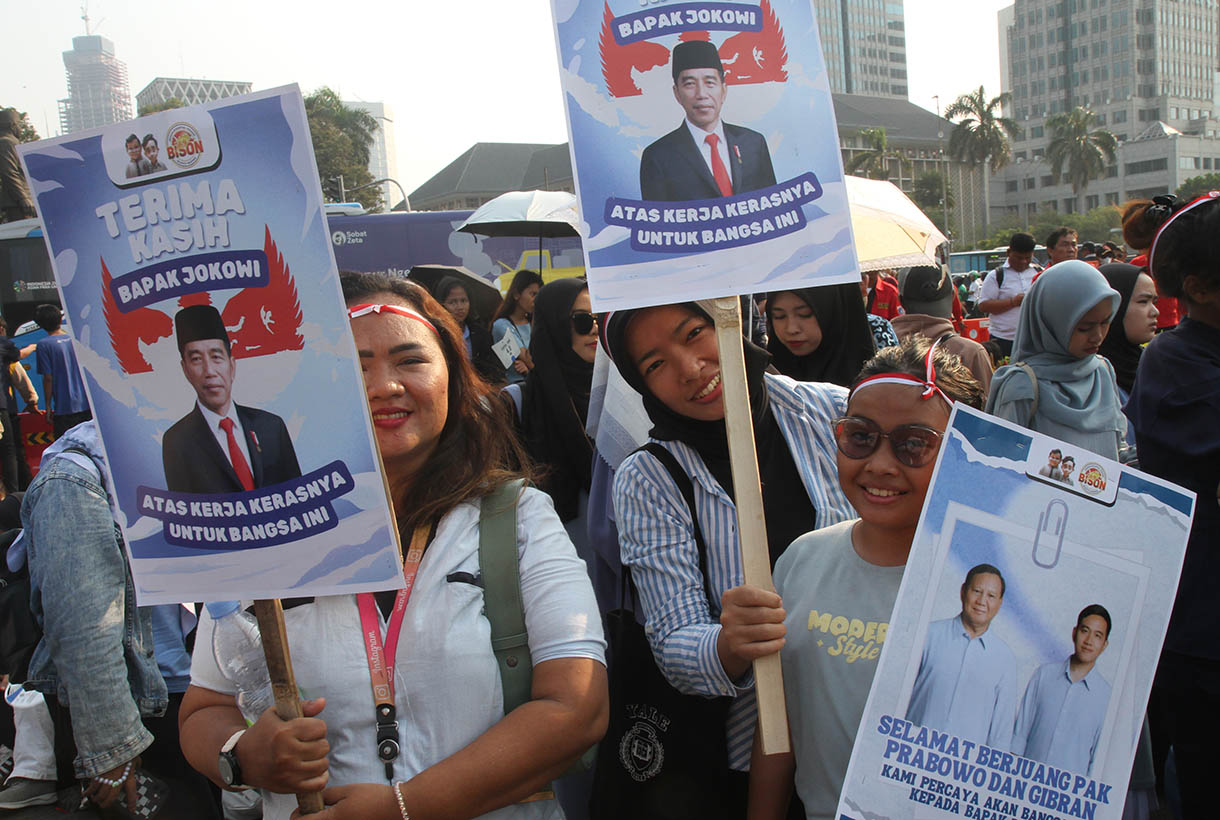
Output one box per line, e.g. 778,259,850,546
35,333,89,415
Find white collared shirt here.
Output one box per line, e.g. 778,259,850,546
684,118,732,188
196,400,252,474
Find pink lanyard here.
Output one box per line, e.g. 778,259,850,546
356,526,428,779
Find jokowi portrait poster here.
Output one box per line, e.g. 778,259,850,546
834,406,1192,820
551,0,859,309
17,85,403,605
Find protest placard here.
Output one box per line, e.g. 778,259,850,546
835,405,1193,820
17,85,403,607
551,0,858,310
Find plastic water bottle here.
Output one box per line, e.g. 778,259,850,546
206,601,275,725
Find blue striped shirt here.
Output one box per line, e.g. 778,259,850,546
613,375,854,769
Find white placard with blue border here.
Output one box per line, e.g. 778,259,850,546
551,0,860,310
17,85,404,606
835,405,1192,820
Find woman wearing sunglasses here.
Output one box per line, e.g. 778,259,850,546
732,337,984,820
603,302,854,814
180,273,607,820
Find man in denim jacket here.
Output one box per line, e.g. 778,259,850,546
18,422,165,809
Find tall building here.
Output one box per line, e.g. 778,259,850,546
343,101,400,210
814,0,909,98
57,35,132,134
996,0,1220,220
998,5,1016,117
135,77,252,112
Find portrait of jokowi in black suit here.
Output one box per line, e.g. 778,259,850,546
639,39,777,202
162,304,302,494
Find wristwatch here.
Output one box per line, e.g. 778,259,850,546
218,729,247,788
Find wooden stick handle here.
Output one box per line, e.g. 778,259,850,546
705,297,790,756
253,599,325,814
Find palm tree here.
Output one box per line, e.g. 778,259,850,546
304,87,379,166
846,127,910,181
1046,107,1118,213
945,86,1021,171
944,86,1021,231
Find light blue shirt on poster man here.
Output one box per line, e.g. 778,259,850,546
907,615,1018,749
1013,659,1111,775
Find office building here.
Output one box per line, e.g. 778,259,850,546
814,0,909,98
343,101,400,210
996,0,1220,219
57,35,132,134
135,77,252,112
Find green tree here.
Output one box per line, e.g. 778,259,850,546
845,127,909,181
1176,173,1220,201
944,86,1020,233
945,86,1021,173
304,87,382,211
0,107,39,142
137,97,186,117
912,170,954,234
1046,107,1118,212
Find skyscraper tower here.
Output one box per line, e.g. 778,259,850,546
815,0,909,98
58,34,133,134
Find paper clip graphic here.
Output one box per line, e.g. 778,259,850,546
1033,499,1068,569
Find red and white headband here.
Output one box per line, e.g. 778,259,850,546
347,303,438,336
1148,190,1220,280
849,337,953,409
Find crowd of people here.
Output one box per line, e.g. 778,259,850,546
0,189,1215,820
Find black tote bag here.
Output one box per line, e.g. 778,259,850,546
590,444,737,820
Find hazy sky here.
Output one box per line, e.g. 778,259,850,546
4,0,1014,194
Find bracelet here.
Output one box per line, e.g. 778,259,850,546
93,762,132,787
392,781,410,820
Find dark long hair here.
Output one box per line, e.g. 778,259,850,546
341,272,535,533
1126,195,1220,300
493,269,544,323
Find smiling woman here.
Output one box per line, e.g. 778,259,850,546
602,302,855,811
178,273,609,820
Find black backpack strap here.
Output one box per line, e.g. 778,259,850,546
994,265,1005,289
635,443,714,606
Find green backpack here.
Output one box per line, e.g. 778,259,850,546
477,480,595,778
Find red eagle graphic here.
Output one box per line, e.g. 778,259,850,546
103,224,304,374
221,226,305,358
600,2,670,98
600,0,788,98
720,0,788,85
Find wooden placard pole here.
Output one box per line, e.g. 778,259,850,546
705,296,790,756
253,599,325,815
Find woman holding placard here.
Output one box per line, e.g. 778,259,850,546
180,273,607,820
601,302,854,813
492,269,544,385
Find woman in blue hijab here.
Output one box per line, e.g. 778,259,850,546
985,260,1125,459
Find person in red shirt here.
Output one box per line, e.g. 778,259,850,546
862,270,903,320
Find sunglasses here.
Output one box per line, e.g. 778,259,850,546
571,311,598,336
833,416,944,468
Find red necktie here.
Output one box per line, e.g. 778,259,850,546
219,417,255,491
705,133,733,197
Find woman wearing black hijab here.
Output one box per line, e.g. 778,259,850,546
603,302,854,813
511,277,597,526
765,284,876,386
1098,263,1160,399
433,276,502,384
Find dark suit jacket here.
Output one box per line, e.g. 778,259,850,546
162,403,302,494
639,121,777,201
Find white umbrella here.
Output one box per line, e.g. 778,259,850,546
847,175,947,272
457,190,580,238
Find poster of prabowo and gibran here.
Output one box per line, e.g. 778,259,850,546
835,405,1193,820
550,0,859,310
16,85,405,606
